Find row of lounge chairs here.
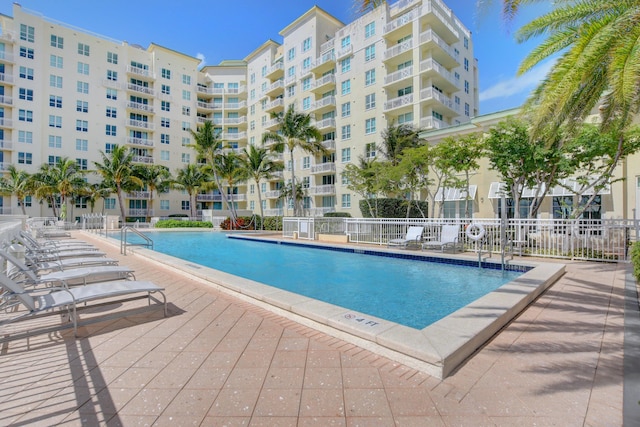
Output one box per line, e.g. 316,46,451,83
388,224,463,252
0,230,167,343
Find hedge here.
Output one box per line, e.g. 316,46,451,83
359,198,429,218
154,220,213,228
324,212,352,218
631,241,640,282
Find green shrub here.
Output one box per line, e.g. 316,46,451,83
168,213,189,218
220,216,261,230
631,241,640,282
154,220,213,228
262,216,283,231
359,198,428,218
324,212,352,218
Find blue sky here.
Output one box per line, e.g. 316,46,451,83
1,0,551,115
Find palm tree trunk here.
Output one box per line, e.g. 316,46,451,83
147,192,152,222
116,184,126,227
19,198,27,216
289,149,297,216
256,179,265,230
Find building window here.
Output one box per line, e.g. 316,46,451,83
107,51,118,64
341,125,351,140
302,37,312,52
287,85,296,97
77,62,89,75
105,143,116,153
182,90,191,101
341,57,351,73
365,22,375,38
182,153,191,164
182,201,190,211
19,131,33,144
465,102,470,117
464,57,469,72
302,156,310,169
464,37,469,49
78,43,90,56
365,69,375,86
75,159,88,171
161,150,170,161
20,88,34,101
106,88,117,100
160,200,170,210
182,121,190,131
49,115,62,128
161,84,170,95
287,66,295,77
105,198,116,210
464,80,469,94
48,135,62,148
48,95,61,107
49,55,64,70
50,74,63,88
161,101,170,112
365,118,376,134
50,35,64,49
302,97,311,111
287,47,295,61
76,101,88,113
398,112,413,124
106,124,117,136
106,106,116,117
76,139,88,151
77,81,89,94
341,35,351,48
182,75,191,85
182,106,191,116
161,134,170,144
19,66,34,80
19,46,34,59
302,57,311,70
341,194,351,208
107,70,118,81
365,93,376,110
365,44,376,62
48,156,62,166
365,142,376,158
18,152,33,165
20,24,35,42
341,102,351,118
161,68,171,79
76,120,88,132
161,118,170,128
261,65,267,77
341,147,351,162
302,77,311,91
182,137,190,146
341,80,351,95
18,109,33,122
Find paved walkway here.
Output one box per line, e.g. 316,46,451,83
0,232,627,426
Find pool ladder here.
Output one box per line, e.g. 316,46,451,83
120,226,153,255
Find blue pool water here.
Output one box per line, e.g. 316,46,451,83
126,232,522,329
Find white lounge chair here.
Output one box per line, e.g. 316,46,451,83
422,224,462,252
16,234,98,254
388,226,424,248
25,253,119,274
0,273,166,342
0,250,134,287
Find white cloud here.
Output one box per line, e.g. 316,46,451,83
479,60,555,102
196,52,206,68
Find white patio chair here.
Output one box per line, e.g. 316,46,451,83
388,226,424,248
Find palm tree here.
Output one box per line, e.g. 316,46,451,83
511,0,640,136
93,145,143,223
134,164,172,222
189,121,234,219
262,105,324,216
86,182,113,214
241,145,283,228
354,0,385,14
378,123,421,166
32,158,85,219
214,151,248,227
0,165,32,215
172,164,209,219
32,163,60,217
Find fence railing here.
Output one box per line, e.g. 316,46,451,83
282,217,640,262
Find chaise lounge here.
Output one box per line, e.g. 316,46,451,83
388,226,424,248
422,224,462,252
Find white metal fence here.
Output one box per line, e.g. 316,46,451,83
283,217,640,262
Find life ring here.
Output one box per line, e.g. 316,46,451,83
465,223,486,241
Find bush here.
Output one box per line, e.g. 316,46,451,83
220,216,261,230
324,212,352,218
631,241,640,282
262,216,283,231
359,198,428,218
154,220,213,228
168,214,189,218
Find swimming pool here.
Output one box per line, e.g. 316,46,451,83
127,231,521,329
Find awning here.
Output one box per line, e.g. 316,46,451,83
488,182,545,199
489,178,610,199
435,185,477,202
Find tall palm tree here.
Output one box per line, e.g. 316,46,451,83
172,164,209,219
241,145,283,227
134,164,172,222
262,105,324,216
214,151,248,226
86,182,113,214
93,145,143,223
0,165,32,215
189,121,234,219
378,123,421,166
32,158,85,219
32,163,60,217
354,0,385,14
512,0,640,136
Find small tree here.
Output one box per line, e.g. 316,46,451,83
342,157,382,217
94,145,143,222
241,145,283,228
0,165,32,215
172,164,211,219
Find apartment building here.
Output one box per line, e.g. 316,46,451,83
0,1,477,220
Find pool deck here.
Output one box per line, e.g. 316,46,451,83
0,231,631,426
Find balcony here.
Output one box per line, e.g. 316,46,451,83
127,83,155,96
420,2,460,44
284,74,297,86
383,93,413,112
224,116,247,126
0,118,13,128
196,86,214,96
0,139,13,150
223,131,247,141
0,95,12,106
127,102,155,114
384,38,414,63
132,156,154,164
265,190,282,199
197,101,216,110
0,73,14,84
419,29,459,68
336,44,353,59
127,137,154,147
383,66,414,88
0,30,16,43
224,101,247,110
264,118,280,131
311,51,336,74
320,38,335,54
0,52,15,63
311,162,336,174
126,65,154,79
265,98,284,113
127,208,153,216
264,208,284,216
128,119,155,130
127,191,151,199
384,7,419,37
419,58,458,91
0,162,9,171
420,116,447,130
314,118,336,131
419,87,458,115
389,0,418,16
307,184,336,195
196,194,247,202
197,116,209,124
311,74,336,93
311,96,336,113
321,139,336,151
268,171,284,181
265,62,284,79
265,80,284,97
0,207,12,214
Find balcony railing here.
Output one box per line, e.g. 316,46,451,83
128,119,155,130
0,52,15,62
336,44,353,59
265,190,282,199
384,66,414,86
265,98,284,111
307,184,336,195
197,86,214,95
0,95,13,105
420,116,447,130
419,29,457,61
383,93,414,111
384,39,414,60
264,208,284,216
126,65,153,78
312,52,336,69
223,131,247,140
224,101,247,110
127,208,153,216
127,83,155,96
315,118,336,130
197,101,215,109
311,162,336,174
126,137,154,147
384,7,420,34
419,58,457,86
127,102,155,113
132,155,154,164
0,73,14,84
320,38,335,54
312,74,336,90
0,140,13,149
322,139,336,150
127,191,151,199
0,118,13,127
312,96,336,111
196,194,247,202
